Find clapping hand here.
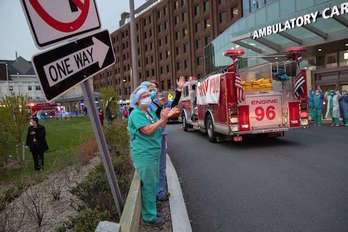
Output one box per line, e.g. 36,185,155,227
160,108,171,121
168,108,179,118
176,76,186,90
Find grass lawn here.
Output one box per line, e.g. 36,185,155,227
2,117,94,184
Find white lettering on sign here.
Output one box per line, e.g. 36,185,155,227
251,99,278,105
43,37,109,87
252,2,347,39
197,74,221,105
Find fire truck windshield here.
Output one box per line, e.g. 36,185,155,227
239,60,299,96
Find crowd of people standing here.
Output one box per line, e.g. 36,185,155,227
308,85,348,127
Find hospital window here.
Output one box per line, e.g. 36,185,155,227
325,52,338,68
204,1,209,12
194,5,200,16
219,12,226,23
339,51,348,67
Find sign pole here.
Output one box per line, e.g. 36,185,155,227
81,80,123,215
129,0,138,91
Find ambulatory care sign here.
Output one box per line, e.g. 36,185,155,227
32,30,115,102
253,2,348,39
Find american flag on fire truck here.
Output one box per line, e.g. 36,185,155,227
294,57,305,98
234,58,245,103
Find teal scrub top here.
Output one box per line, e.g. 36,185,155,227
128,107,162,165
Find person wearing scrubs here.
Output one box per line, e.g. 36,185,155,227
141,78,185,201
325,90,341,127
308,88,315,122
313,88,324,126
339,90,348,126
128,85,173,225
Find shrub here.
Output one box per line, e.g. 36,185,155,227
56,209,111,232
0,106,9,171
57,116,133,231
0,184,26,212
76,138,98,165
104,119,129,157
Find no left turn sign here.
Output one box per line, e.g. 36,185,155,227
21,0,101,49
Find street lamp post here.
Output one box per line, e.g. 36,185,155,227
129,0,138,91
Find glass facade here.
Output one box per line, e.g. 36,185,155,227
205,0,348,76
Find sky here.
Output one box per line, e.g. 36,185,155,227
0,0,145,61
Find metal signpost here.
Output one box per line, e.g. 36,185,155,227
22,0,123,215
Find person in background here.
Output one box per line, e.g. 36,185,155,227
26,117,48,171
339,90,348,126
128,85,175,225
98,108,104,126
122,105,128,119
325,90,341,127
313,86,324,126
308,88,315,122
37,110,43,122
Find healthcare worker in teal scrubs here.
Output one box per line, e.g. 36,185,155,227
313,88,324,126
128,85,173,225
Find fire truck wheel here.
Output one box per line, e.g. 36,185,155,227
182,114,189,132
206,115,217,143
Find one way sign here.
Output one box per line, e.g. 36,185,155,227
32,30,115,101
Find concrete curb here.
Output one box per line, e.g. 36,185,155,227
119,171,142,232
166,154,192,232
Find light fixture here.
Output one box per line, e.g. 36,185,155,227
345,43,348,47
275,57,278,60
318,48,322,52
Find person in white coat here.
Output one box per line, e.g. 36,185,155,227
325,90,341,127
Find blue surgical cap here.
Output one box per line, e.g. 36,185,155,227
130,85,148,108
140,81,152,87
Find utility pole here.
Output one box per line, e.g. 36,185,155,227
129,0,138,91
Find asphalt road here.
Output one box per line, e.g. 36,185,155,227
167,124,348,232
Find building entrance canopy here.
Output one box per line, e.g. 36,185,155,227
205,0,348,74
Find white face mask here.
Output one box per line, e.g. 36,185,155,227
30,121,34,126
140,96,151,106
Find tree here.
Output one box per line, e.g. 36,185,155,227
1,95,29,162
98,88,120,126
98,87,119,113
0,105,9,170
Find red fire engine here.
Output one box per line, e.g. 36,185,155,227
180,47,309,142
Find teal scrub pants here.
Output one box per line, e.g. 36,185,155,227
135,159,159,222
309,107,315,121
344,118,348,126
332,117,340,126
330,111,340,126
314,109,322,126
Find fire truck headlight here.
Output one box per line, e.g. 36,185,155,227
241,124,249,129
